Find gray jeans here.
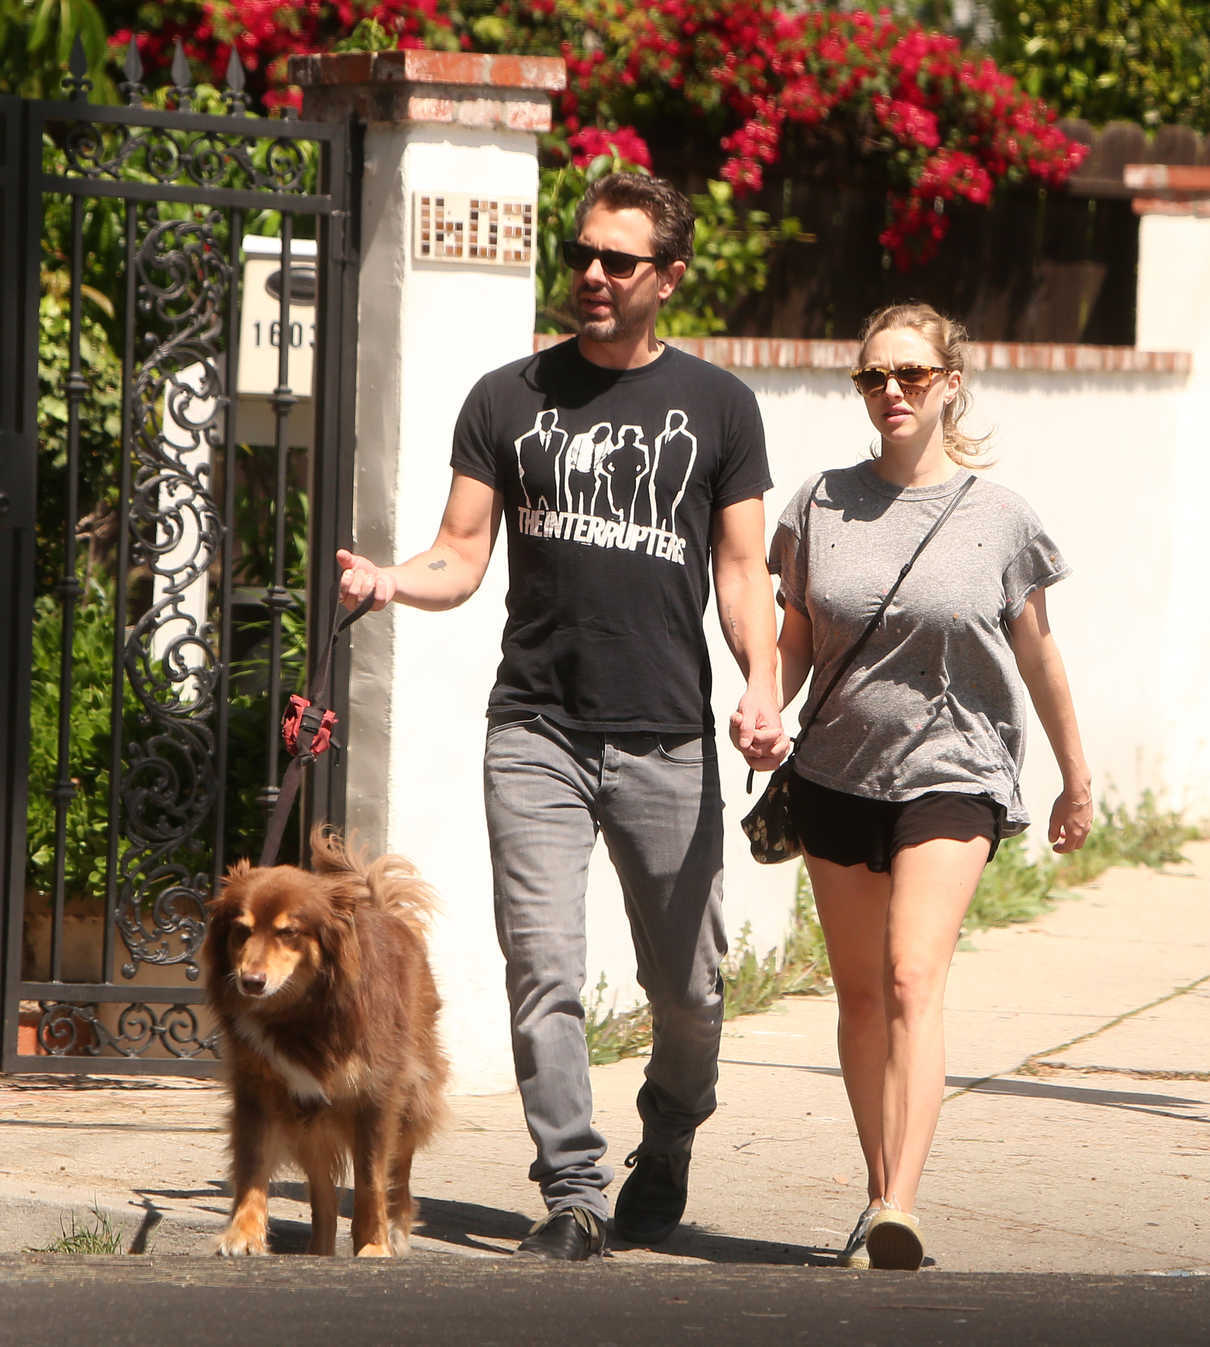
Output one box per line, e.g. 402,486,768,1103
483,713,727,1220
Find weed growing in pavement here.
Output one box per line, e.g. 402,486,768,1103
583,792,1201,1065
966,789,1200,933
723,871,832,1013
583,972,653,1067
584,869,830,1065
1053,790,1199,889
964,834,1058,931
31,1202,123,1255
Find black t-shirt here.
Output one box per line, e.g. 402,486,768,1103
451,340,771,733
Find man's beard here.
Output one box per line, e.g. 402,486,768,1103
576,310,620,341
574,287,654,344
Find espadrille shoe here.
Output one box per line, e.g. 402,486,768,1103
865,1207,924,1271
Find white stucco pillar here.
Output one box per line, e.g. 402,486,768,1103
292,50,565,1093
1127,166,1210,817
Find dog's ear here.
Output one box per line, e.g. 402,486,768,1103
202,883,242,990
202,860,254,987
209,859,252,911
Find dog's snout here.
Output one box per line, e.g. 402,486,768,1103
238,971,268,996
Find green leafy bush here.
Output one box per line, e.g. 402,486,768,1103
966,789,1199,933
25,561,309,902
25,578,137,900
991,0,1210,130
537,154,801,337
966,834,1058,931
1054,790,1198,887
0,0,114,99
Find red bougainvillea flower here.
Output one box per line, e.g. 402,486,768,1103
568,125,653,170
106,1,1086,270
514,2,1085,268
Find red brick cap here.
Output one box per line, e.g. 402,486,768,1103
289,48,566,94
534,333,1191,375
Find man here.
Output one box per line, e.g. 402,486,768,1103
338,172,783,1261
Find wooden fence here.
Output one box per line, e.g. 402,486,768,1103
728,120,1208,346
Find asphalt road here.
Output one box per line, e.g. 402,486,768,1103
1,1255,1206,1347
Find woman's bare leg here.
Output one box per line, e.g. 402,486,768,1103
879,835,989,1213
805,854,892,1204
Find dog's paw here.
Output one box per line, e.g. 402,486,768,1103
214,1226,269,1257
355,1241,392,1258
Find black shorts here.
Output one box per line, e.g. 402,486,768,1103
788,775,1004,874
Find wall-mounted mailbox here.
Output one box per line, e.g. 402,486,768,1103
237,235,318,398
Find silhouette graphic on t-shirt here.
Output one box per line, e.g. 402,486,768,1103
600,425,651,526
514,409,568,510
563,421,614,515
648,409,697,533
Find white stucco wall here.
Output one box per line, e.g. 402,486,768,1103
345,122,538,1095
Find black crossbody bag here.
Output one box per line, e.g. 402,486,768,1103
742,475,975,864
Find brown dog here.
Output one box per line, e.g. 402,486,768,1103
202,828,448,1256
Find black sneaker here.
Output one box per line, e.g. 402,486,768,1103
612,1149,690,1245
515,1207,606,1261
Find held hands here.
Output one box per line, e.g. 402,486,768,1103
729,691,791,773
1049,787,1093,853
336,548,398,612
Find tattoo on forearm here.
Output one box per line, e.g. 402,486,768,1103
427,559,447,571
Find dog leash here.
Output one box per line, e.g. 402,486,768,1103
258,587,375,868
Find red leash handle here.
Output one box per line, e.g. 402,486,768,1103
258,589,375,867
281,695,339,763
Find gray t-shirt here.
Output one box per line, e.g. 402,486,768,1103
769,462,1070,833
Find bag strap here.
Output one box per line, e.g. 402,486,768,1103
257,588,375,867
749,473,975,789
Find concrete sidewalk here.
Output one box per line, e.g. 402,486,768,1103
1,843,1207,1273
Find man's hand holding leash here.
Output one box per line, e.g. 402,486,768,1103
337,549,399,612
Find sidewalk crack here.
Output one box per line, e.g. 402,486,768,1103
943,972,1210,1101
1018,1062,1210,1082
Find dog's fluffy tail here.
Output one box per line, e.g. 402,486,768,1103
366,854,439,927
309,826,439,925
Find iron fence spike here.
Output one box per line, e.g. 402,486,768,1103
171,38,194,103
64,34,93,102
120,36,146,105
124,38,143,84
226,47,247,93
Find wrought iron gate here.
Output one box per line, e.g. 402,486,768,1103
0,42,359,1075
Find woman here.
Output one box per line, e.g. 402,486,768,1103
755,302,1091,1270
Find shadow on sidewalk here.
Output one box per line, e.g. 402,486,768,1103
129,1179,837,1265
416,1196,834,1266
950,1073,1210,1121
726,1059,1208,1121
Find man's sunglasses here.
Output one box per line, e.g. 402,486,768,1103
850,364,948,396
561,240,662,278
